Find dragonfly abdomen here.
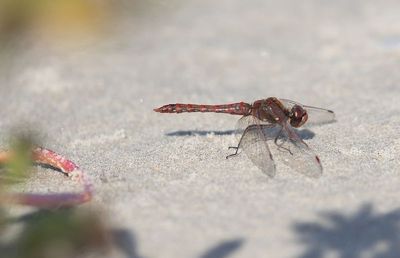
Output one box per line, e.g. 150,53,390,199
154,102,251,115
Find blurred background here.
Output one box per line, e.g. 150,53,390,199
0,0,181,77
0,0,400,257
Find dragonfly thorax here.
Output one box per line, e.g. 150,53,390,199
252,97,290,124
252,97,308,127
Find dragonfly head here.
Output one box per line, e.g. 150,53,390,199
289,105,308,128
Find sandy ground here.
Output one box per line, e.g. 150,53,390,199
1,0,400,257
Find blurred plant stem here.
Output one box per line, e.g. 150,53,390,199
0,134,111,258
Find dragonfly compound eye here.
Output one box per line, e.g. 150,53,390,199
290,105,308,127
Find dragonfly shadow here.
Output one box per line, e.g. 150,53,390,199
294,129,315,140
293,203,400,258
166,128,315,140
166,130,236,136
199,238,245,258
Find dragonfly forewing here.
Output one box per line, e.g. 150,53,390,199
280,99,335,126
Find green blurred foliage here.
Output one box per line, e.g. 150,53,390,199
11,209,109,258
1,136,34,186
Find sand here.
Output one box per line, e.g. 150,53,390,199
1,0,400,257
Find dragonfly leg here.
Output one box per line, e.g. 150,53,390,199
226,145,240,159
274,130,293,155
226,124,259,159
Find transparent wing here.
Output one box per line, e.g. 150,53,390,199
235,115,271,136
271,122,323,177
235,115,257,135
280,98,335,126
233,118,277,177
231,116,322,177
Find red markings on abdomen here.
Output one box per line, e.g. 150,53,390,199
154,102,251,115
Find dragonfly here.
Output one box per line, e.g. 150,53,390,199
154,97,335,177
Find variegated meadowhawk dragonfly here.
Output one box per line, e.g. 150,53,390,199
154,97,335,177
